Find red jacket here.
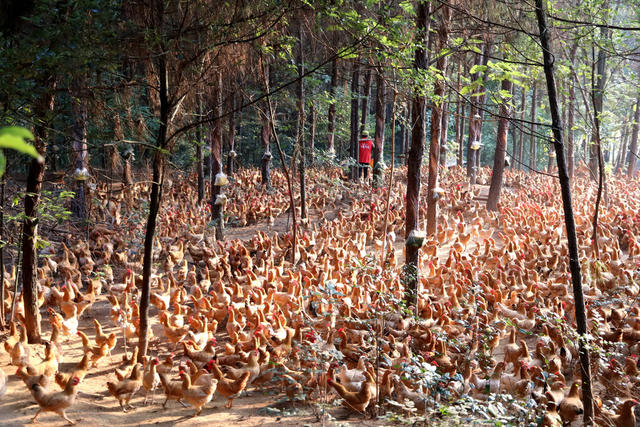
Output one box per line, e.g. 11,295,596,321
358,139,373,164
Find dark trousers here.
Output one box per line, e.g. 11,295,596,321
358,163,369,179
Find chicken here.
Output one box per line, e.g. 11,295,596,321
540,393,563,426
142,357,161,405
225,349,261,385
558,383,583,425
182,338,216,365
9,327,30,368
179,370,218,416
158,371,188,408
208,360,251,408
30,376,81,425
76,331,111,367
107,363,143,412
327,371,374,413
607,399,637,427
27,341,58,378
157,353,175,375
93,318,117,350
55,354,91,390
16,366,50,389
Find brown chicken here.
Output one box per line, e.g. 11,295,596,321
142,358,161,405
208,360,251,408
107,363,142,412
31,376,81,424
159,371,188,408
327,371,375,413
179,370,217,416
558,383,584,425
607,399,637,427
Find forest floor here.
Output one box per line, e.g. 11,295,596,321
0,181,489,427
2,168,638,427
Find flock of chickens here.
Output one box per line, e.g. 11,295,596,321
0,164,639,426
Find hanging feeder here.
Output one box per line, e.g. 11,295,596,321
549,151,556,158
433,186,445,200
73,167,91,181
262,151,272,160
473,113,481,120
123,147,135,161
406,229,426,248
214,194,227,206
228,150,237,158
214,172,228,186
470,140,483,151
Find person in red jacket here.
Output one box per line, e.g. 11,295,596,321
358,131,373,180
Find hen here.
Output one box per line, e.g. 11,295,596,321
107,363,142,412
327,371,375,413
179,370,218,416
31,376,81,425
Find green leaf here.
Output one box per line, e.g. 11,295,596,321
469,65,487,75
0,152,5,177
0,127,43,161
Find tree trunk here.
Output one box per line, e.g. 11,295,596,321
360,65,372,135
426,6,449,236
350,60,360,179
372,70,386,188
615,114,629,174
260,61,272,188
439,100,449,166
467,41,491,184
627,94,640,177
567,78,576,178
518,86,526,170
405,100,411,166
196,92,205,204
529,81,538,170
486,78,513,211
327,58,338,155
226,93,236,177
70,76,89,220
22,77,55,344
296,23,307,221
591,24,608,258
405,0,429,308
309,103,316,166
535,1,594,422
211,71,224,240
458,100,465,167
138,50,170,363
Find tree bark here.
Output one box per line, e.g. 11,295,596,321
296,22,307,221
195,92,205,204
349,60,360,180
210,71,224,240
372,70,386,188
22,76,55,344
591,24,608,258
260,60,272,188
226,93,236,177
327,58,338,155
615,114,629,174
309,103,316,166
360,65,372,135
535,1,594,423
426,6,449,236
567,74,576,178
486,78,513,211
518,86,526,170
439,100,449,166
405,100,411,166
627,94,640,177
529,81,538,170
467,41,491,184
138,48,169,363
0,179,3,326
405,0,429,307
70,76,89,220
